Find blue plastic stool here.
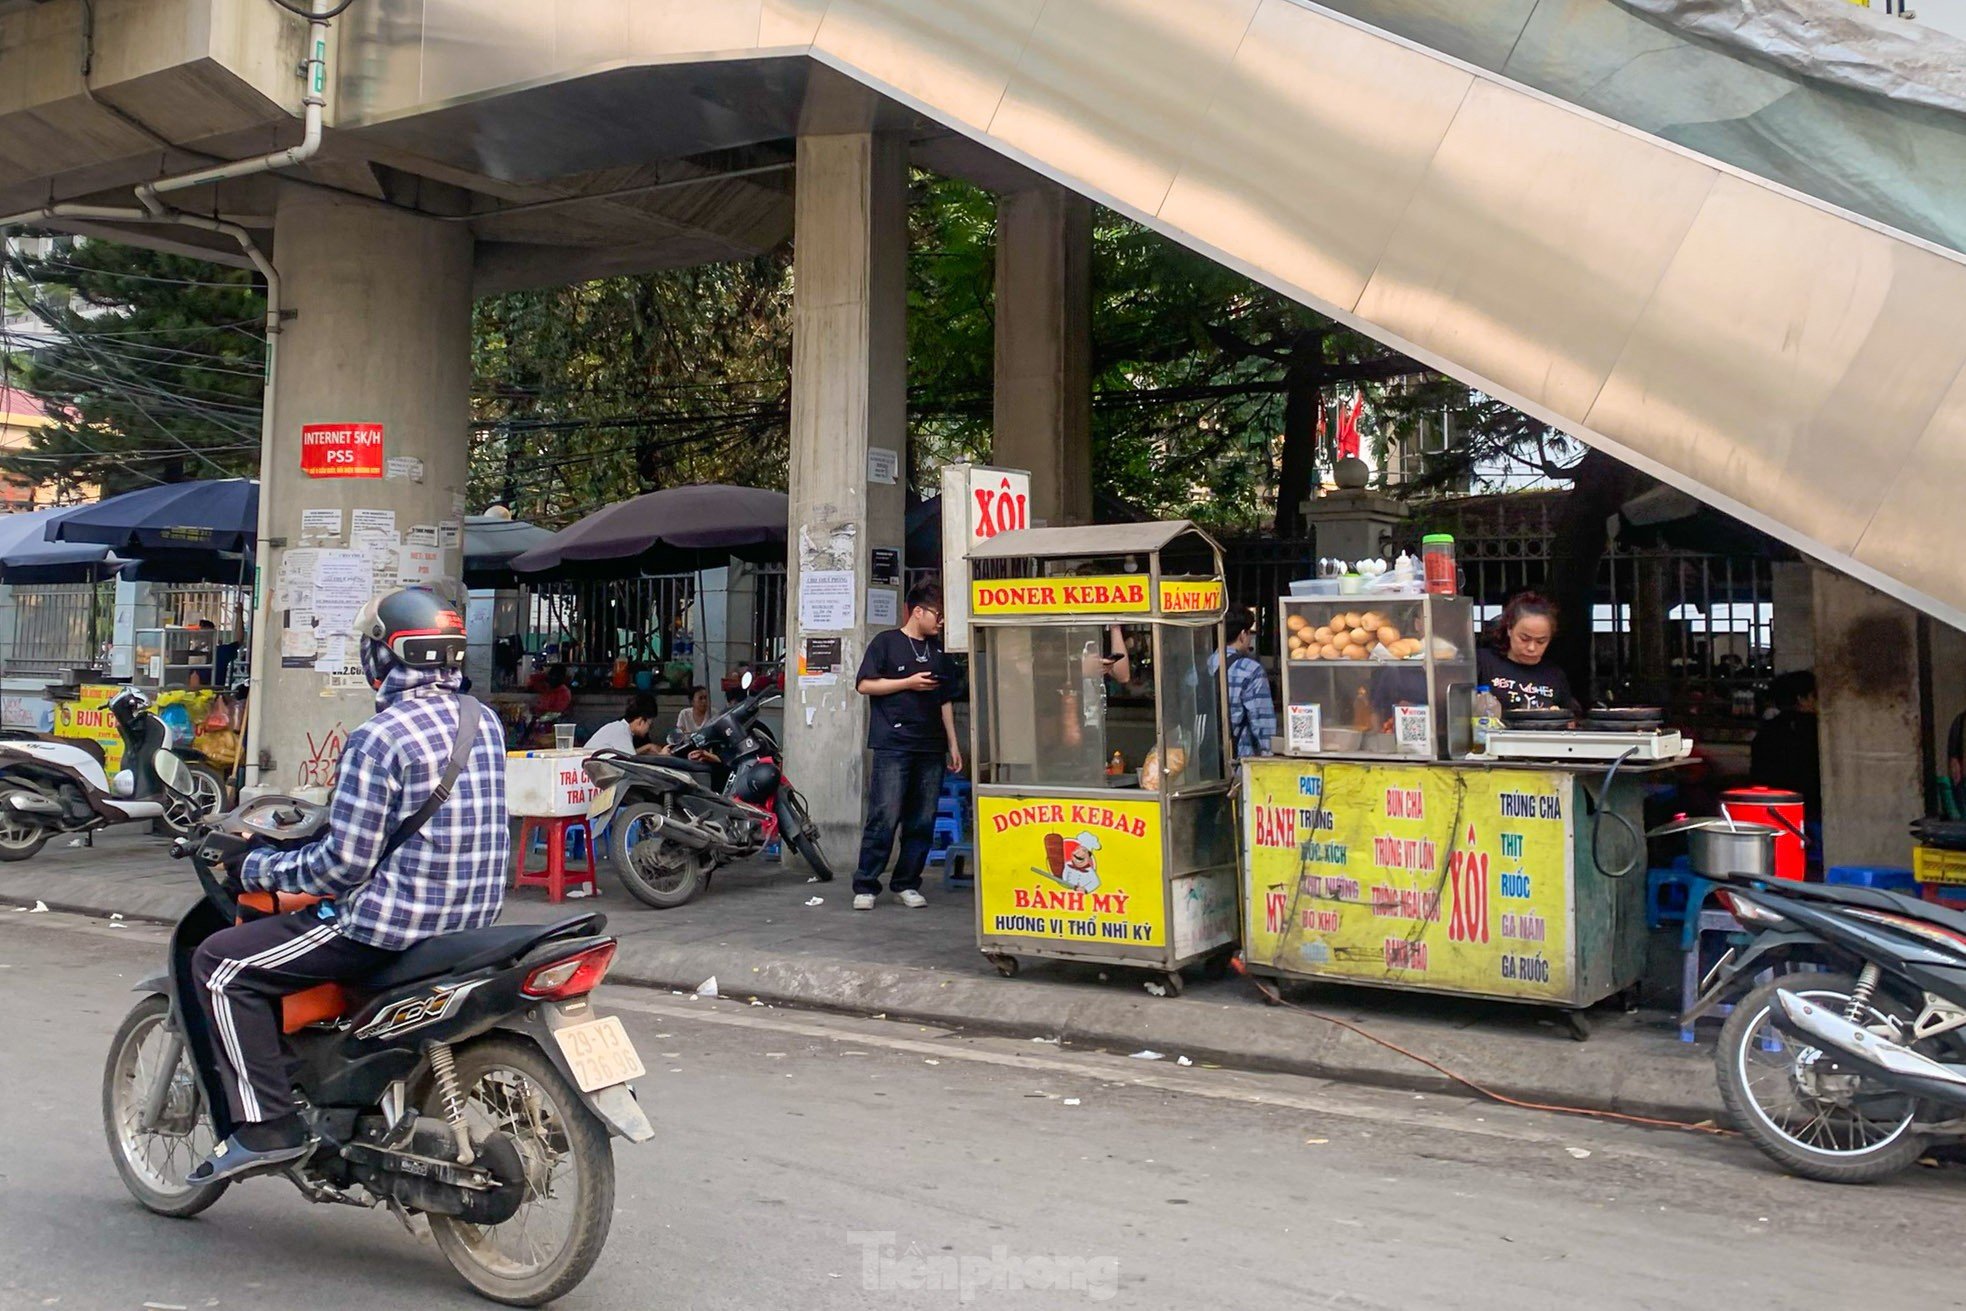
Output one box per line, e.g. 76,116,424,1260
1827,865,1916,892
942,842,975,887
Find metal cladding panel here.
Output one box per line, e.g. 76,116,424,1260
1585,175,1966,566
1355,78,1717,421
1862,365,1966,592
419,0,559,104
1158,0,1473,316
984,0,1263,217
811,0,1043,134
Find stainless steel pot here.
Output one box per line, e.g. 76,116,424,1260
1649,816,1781,879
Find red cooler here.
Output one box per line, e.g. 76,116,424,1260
1720,787,1806,881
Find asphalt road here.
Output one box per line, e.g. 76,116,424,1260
2,908,1962,1311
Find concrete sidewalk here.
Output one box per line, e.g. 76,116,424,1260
0,828,1727,1122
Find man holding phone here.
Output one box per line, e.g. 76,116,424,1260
851,580,963,909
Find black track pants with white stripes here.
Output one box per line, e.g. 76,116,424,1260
191,910,398,1125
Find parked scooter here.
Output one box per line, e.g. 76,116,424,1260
102,795,652,1305
1691,869,1966,1182
583,669,837,908
0,686,225,859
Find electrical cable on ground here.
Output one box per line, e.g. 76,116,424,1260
1230,958,1735,1137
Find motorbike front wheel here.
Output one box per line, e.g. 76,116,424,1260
777,787,836,883
159,762,228,838
1716,972,1926,1183
609,801,711,908
101,994,228,1217
426,1037,616,1307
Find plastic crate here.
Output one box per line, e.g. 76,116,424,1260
1913,845,1966,887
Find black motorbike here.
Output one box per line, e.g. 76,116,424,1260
1691,870,1966,1183
583,669,836,909
101,796,653,1305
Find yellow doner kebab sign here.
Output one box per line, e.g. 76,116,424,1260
969,576,1227,618
971,576,1150,616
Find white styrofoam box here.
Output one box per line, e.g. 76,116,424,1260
507,749,598,817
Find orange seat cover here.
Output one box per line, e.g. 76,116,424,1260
281,983,353,1034
237,890,326,917
231,893,350,1031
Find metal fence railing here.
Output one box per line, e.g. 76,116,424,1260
7,582,111,672
156,584,250,638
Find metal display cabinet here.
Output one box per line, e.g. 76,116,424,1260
966,521,1240,995
1276,594,1476,760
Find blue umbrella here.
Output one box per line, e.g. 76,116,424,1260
47,478,257,555
0,505,119,583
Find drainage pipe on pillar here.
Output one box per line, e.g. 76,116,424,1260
0,0,338,789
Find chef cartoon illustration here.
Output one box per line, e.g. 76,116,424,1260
1037,830,1102,893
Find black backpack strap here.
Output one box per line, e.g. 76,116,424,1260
379,695,484,864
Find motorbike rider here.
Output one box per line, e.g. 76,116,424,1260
185,588,509,1184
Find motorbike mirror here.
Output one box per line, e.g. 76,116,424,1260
740,670,755,692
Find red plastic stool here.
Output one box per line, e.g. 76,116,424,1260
514,815,596,903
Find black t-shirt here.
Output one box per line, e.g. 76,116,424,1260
857,629,957,753
1478,647,1578,713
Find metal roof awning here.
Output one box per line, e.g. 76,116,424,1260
968,521,1208,560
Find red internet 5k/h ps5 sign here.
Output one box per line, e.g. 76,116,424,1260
300,423,384,478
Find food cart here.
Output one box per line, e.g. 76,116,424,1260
967,523,1238,994
1240,591,1681,1034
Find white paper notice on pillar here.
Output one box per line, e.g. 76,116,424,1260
299,508,343,545
867,447,900,486
399,543,443,585
799,570,856,631
939,463,1032,652
867,587,898,628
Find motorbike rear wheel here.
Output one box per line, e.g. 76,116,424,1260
101,994,228,1217
0,801,48,861
1716,972,1926,1183
610,801,710,908
777,787,836,883
426,1038,615,1307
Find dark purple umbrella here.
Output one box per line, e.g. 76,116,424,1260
510,484,788,579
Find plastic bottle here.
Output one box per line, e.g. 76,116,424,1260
1109,750,1124,776
1472,684,1502,753
1422,533,1458,595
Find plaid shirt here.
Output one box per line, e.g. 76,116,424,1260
242,663,509,950
1224,648,1277,759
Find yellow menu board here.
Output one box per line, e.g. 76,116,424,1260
1241,759,1573,1001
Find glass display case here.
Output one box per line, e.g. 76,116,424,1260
1275,595,1476,760
965,521,1240,991
132,626,220,689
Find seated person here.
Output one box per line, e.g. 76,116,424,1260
585,693,663,756
530,663,573,717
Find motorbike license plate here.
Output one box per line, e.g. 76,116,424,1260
587,784,618,820
552,1015,646,1092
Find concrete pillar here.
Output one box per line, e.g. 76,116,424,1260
110,578,160,682
783,131,910,836
249,187,473,794
1813,567,1925,868
993,183,1092,527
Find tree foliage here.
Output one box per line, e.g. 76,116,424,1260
1,237,264,493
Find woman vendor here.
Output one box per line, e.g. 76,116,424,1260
1477,592,1580,714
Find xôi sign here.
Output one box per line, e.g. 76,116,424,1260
971,576,1150,616
979,794,1164,947
300,423,384,478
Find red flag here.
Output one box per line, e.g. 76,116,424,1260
1336,390,1364,459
